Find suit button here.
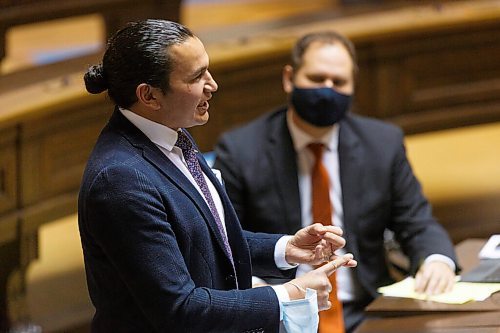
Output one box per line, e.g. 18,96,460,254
225,274,234,281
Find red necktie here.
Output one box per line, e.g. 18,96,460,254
309,143,345,333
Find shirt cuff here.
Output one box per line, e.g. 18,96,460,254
271,284,290,321
424,254,456,272
251,276,267,287
275,236,299,270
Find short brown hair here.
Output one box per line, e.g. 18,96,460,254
291,31,358,78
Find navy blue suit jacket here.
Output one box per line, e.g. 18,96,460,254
214,108,458,300
78,109,293,332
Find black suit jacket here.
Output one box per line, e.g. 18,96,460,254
214,107,458,299
78,109,294,332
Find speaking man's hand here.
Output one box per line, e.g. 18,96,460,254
285,223,347,266
284,253,357,310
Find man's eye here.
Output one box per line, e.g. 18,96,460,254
192,73,204,82
334,79,346,87
309,76,324,83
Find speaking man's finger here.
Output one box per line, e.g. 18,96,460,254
321,232,346,249
316,253,354,276
309,223,343,237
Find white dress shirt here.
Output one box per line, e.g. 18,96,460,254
286,112,363,301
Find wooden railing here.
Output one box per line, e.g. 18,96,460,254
0,0,181,62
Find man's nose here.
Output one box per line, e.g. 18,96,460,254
206,71,218,92
323,79,335,89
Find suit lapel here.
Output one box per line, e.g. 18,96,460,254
268,110,302,234
199,157,247,263
109,111,233,264
338,116,363,256
145,149,234,266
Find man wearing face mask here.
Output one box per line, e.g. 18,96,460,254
213,31,459,333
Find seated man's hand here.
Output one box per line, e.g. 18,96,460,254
414,261,455,295
285,223,346,266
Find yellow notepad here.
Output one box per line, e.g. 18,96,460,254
377,277,500,304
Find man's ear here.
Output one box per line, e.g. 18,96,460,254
136,83,161,110
282,65,294,94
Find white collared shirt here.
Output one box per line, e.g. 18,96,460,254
286,111,363,301
120,107,228,235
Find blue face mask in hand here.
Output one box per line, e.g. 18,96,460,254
291,87,352,127
280,288,319,333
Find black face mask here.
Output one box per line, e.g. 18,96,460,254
291,87,352,127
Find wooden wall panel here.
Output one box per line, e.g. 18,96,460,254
20,103,109,206
355,22,500,133
0,127,18,215
19,100,111,231
191,15,500,151
433,195,500,244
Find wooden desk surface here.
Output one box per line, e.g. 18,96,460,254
356,312,500,333
356,239,500,332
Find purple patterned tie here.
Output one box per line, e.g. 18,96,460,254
175,130,236,269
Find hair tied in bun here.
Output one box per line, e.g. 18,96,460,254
84,64,108,94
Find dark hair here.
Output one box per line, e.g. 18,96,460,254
84,19,194,108
291,31,358,78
